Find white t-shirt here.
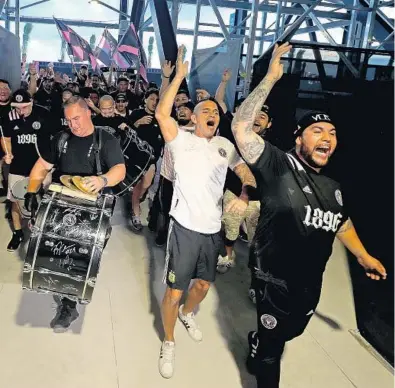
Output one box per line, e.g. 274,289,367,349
168,130,243,234
161,125,195,181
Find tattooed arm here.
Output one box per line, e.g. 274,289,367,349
232,43,291,164
233,163,257,202
336,218,387,280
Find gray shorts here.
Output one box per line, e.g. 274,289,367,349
163,218,222,290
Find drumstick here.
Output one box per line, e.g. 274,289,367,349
0,125,10,157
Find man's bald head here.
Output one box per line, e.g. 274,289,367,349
63,95,89,110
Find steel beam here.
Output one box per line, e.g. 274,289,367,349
0,0,5,14
118,0,129,41
208,0,230,40
374,30,394,50
301,4,359,76
20,0,49,10
15,0,20,39
3,15,119,28
130,0,145,31
361,0,379,48
171,0,179,33
274,1,283,42
346,0,359,47
243,0,259,95
192,0,202,57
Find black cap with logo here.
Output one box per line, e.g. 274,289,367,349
294,111,334,137
11,89,32,104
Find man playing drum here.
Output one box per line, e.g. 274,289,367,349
25,96,126,333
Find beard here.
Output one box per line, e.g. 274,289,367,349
299,143,329,169
178,118,190,126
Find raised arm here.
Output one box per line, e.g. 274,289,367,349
232,43,291,164
215,69,231,113
159,61,175,98
155,46,189,143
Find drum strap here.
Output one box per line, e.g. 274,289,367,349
56,128,103,176
93,127,103,176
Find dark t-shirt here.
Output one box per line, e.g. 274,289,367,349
130,108,163,159
2,105,59,175
250,143,348,287
111,90,142,112
34,89,62,114
40,127,125,182
92,114,129,138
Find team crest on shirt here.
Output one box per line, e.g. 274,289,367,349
260,314,277,329
15,94,23,103
32,121,41,130
218,148,227,158
335,190,343,206
168,270,176,284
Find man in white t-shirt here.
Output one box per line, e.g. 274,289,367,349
155,46,257,379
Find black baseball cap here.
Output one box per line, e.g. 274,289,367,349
80,65,88,69
11,89,32,105
115,93,127,102
261,104,272,120
176,89,190,97
177,101,196,112
294,111,334,137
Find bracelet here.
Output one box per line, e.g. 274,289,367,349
162,75,170,79
100,175,108,188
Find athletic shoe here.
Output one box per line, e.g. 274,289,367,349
50,302,79,333
216,253,236,274
130,215,143,232
159,341,175,379
246,331,259,375
248,288,256,304
7,230,24,252
178,305,203,342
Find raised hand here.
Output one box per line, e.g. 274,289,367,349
175,45,189,80
267,42,292,81
222,69,232,83
162,60,175,78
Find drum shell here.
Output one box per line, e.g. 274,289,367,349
112,128,154,197
23,192,114,303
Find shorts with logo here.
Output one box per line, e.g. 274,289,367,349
164,218,222,290
7,173,52,203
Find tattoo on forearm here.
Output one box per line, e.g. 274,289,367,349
231,77,276,163
337,218,353,234
234,163,257,187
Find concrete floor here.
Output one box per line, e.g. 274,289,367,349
0,198,393,388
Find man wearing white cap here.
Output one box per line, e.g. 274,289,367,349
0,89,57,251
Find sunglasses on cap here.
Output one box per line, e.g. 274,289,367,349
116,98,127,103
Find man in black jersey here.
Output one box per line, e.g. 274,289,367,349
231,43,387,388
93,95,129,138
0,79,12,197
111,76,141,112
129,89,162,231
115,93,132,120
25,96,126,333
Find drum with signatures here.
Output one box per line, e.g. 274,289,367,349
113,126,155,197
22,190,115,304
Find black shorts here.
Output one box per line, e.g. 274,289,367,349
164,218,222,290
253,269,322,342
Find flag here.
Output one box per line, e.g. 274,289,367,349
137,33,148,84
53,17,99,71
95,28,130,69
116,23,140,69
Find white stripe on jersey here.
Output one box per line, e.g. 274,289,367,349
9,109,20,121
286,153,306,172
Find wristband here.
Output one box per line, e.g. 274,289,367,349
100,175,108,188
162,74,170,79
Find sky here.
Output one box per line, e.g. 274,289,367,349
0,0,393,69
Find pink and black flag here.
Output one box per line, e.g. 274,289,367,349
136,32,149,84
116,23,140,68
54,17,99,71
95,28,130,69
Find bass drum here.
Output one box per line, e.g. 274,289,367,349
113,127,154,197
23,190,115,304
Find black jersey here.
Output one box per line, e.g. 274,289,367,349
92,114,129,138
250,142,348,287
1,105,59,176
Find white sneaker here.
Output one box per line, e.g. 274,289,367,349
178,305,203,342
159,341,175,379
216,253,236,274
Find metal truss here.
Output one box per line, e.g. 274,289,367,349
1,0,393,78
